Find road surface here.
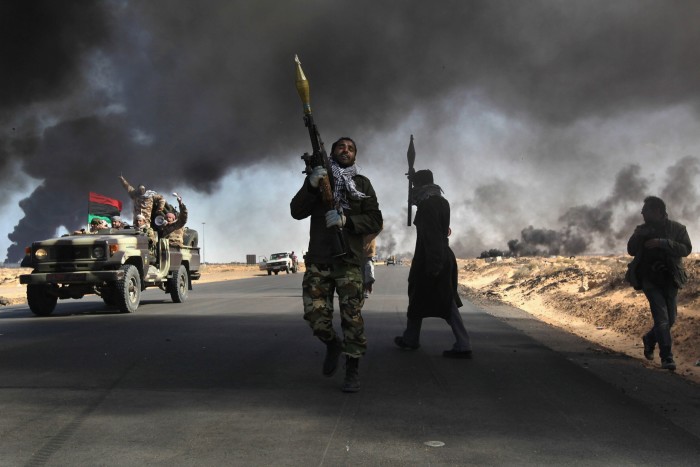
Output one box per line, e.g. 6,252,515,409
0,266,698,465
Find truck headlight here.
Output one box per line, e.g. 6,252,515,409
93,246,105,259
34,248,48,260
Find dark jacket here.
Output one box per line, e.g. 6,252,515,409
290,174,383,266
627,219,691,289
407,194,463,320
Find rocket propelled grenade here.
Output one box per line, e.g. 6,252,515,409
294,55,312,115
406,135,416,226
294,54,346,257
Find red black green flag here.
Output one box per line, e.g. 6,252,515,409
88,192,122,225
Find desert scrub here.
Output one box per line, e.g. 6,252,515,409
511,263,537,281
603,261,627,289
551,258,577,267
543,263,577,275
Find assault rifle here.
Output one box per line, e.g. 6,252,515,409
294,55,346,256
406,134,416,226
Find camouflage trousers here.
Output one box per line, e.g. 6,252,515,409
302,262,367,357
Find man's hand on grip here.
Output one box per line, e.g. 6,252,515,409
308,166,327,188
325,209,346,228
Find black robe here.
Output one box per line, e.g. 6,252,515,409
407,194,462,320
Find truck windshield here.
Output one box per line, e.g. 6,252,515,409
270,253,287,260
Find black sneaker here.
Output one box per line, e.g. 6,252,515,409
443,350,473,359
642,335,654,361
661,358,676,371
394,336,420,350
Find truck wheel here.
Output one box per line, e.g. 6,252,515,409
116,264,141,313
169,265,189,303
274,270,279,275
27,284,58,316
285,266,290,274
267,270,272,276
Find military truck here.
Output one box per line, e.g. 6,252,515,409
19,227,201,316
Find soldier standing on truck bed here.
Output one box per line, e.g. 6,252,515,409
119,175,166,226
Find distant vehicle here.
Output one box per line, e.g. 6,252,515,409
386,255,396,266
19,228,201,316
266,252,298,275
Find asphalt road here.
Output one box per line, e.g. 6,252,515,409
0,266,698,466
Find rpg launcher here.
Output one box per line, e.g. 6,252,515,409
406,134,416,226
294,54,346,257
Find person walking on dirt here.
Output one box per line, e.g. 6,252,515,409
290,137,383,393
394,169,472,358
627,196,691,371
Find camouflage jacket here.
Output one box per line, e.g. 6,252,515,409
120,176,165,225
160,202,188,247
137,225,157,248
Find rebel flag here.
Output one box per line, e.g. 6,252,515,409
88,192,122,225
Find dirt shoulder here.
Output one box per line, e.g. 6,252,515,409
457,256,700,385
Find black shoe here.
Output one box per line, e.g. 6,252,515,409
642,335,654,361
322,338,343,377
342,356,360,393
443,349,473,359
661,358,676,371
394,336,420,350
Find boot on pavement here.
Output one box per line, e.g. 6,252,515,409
322,337,343,377
342,356,360,393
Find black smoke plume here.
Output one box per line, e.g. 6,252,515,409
5,1,700,260
502,159,700,257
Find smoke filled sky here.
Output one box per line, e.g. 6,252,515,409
3,0,700,262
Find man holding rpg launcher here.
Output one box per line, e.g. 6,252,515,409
290,137,383,393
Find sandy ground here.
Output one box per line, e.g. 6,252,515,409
3,258,698,384
456,255,700,385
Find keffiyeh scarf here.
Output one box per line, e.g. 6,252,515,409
331,159,368,210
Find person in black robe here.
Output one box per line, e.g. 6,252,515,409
394,169,472,358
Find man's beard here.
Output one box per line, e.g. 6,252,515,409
333,152,354,168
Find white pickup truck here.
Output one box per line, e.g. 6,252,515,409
265,252,298,275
